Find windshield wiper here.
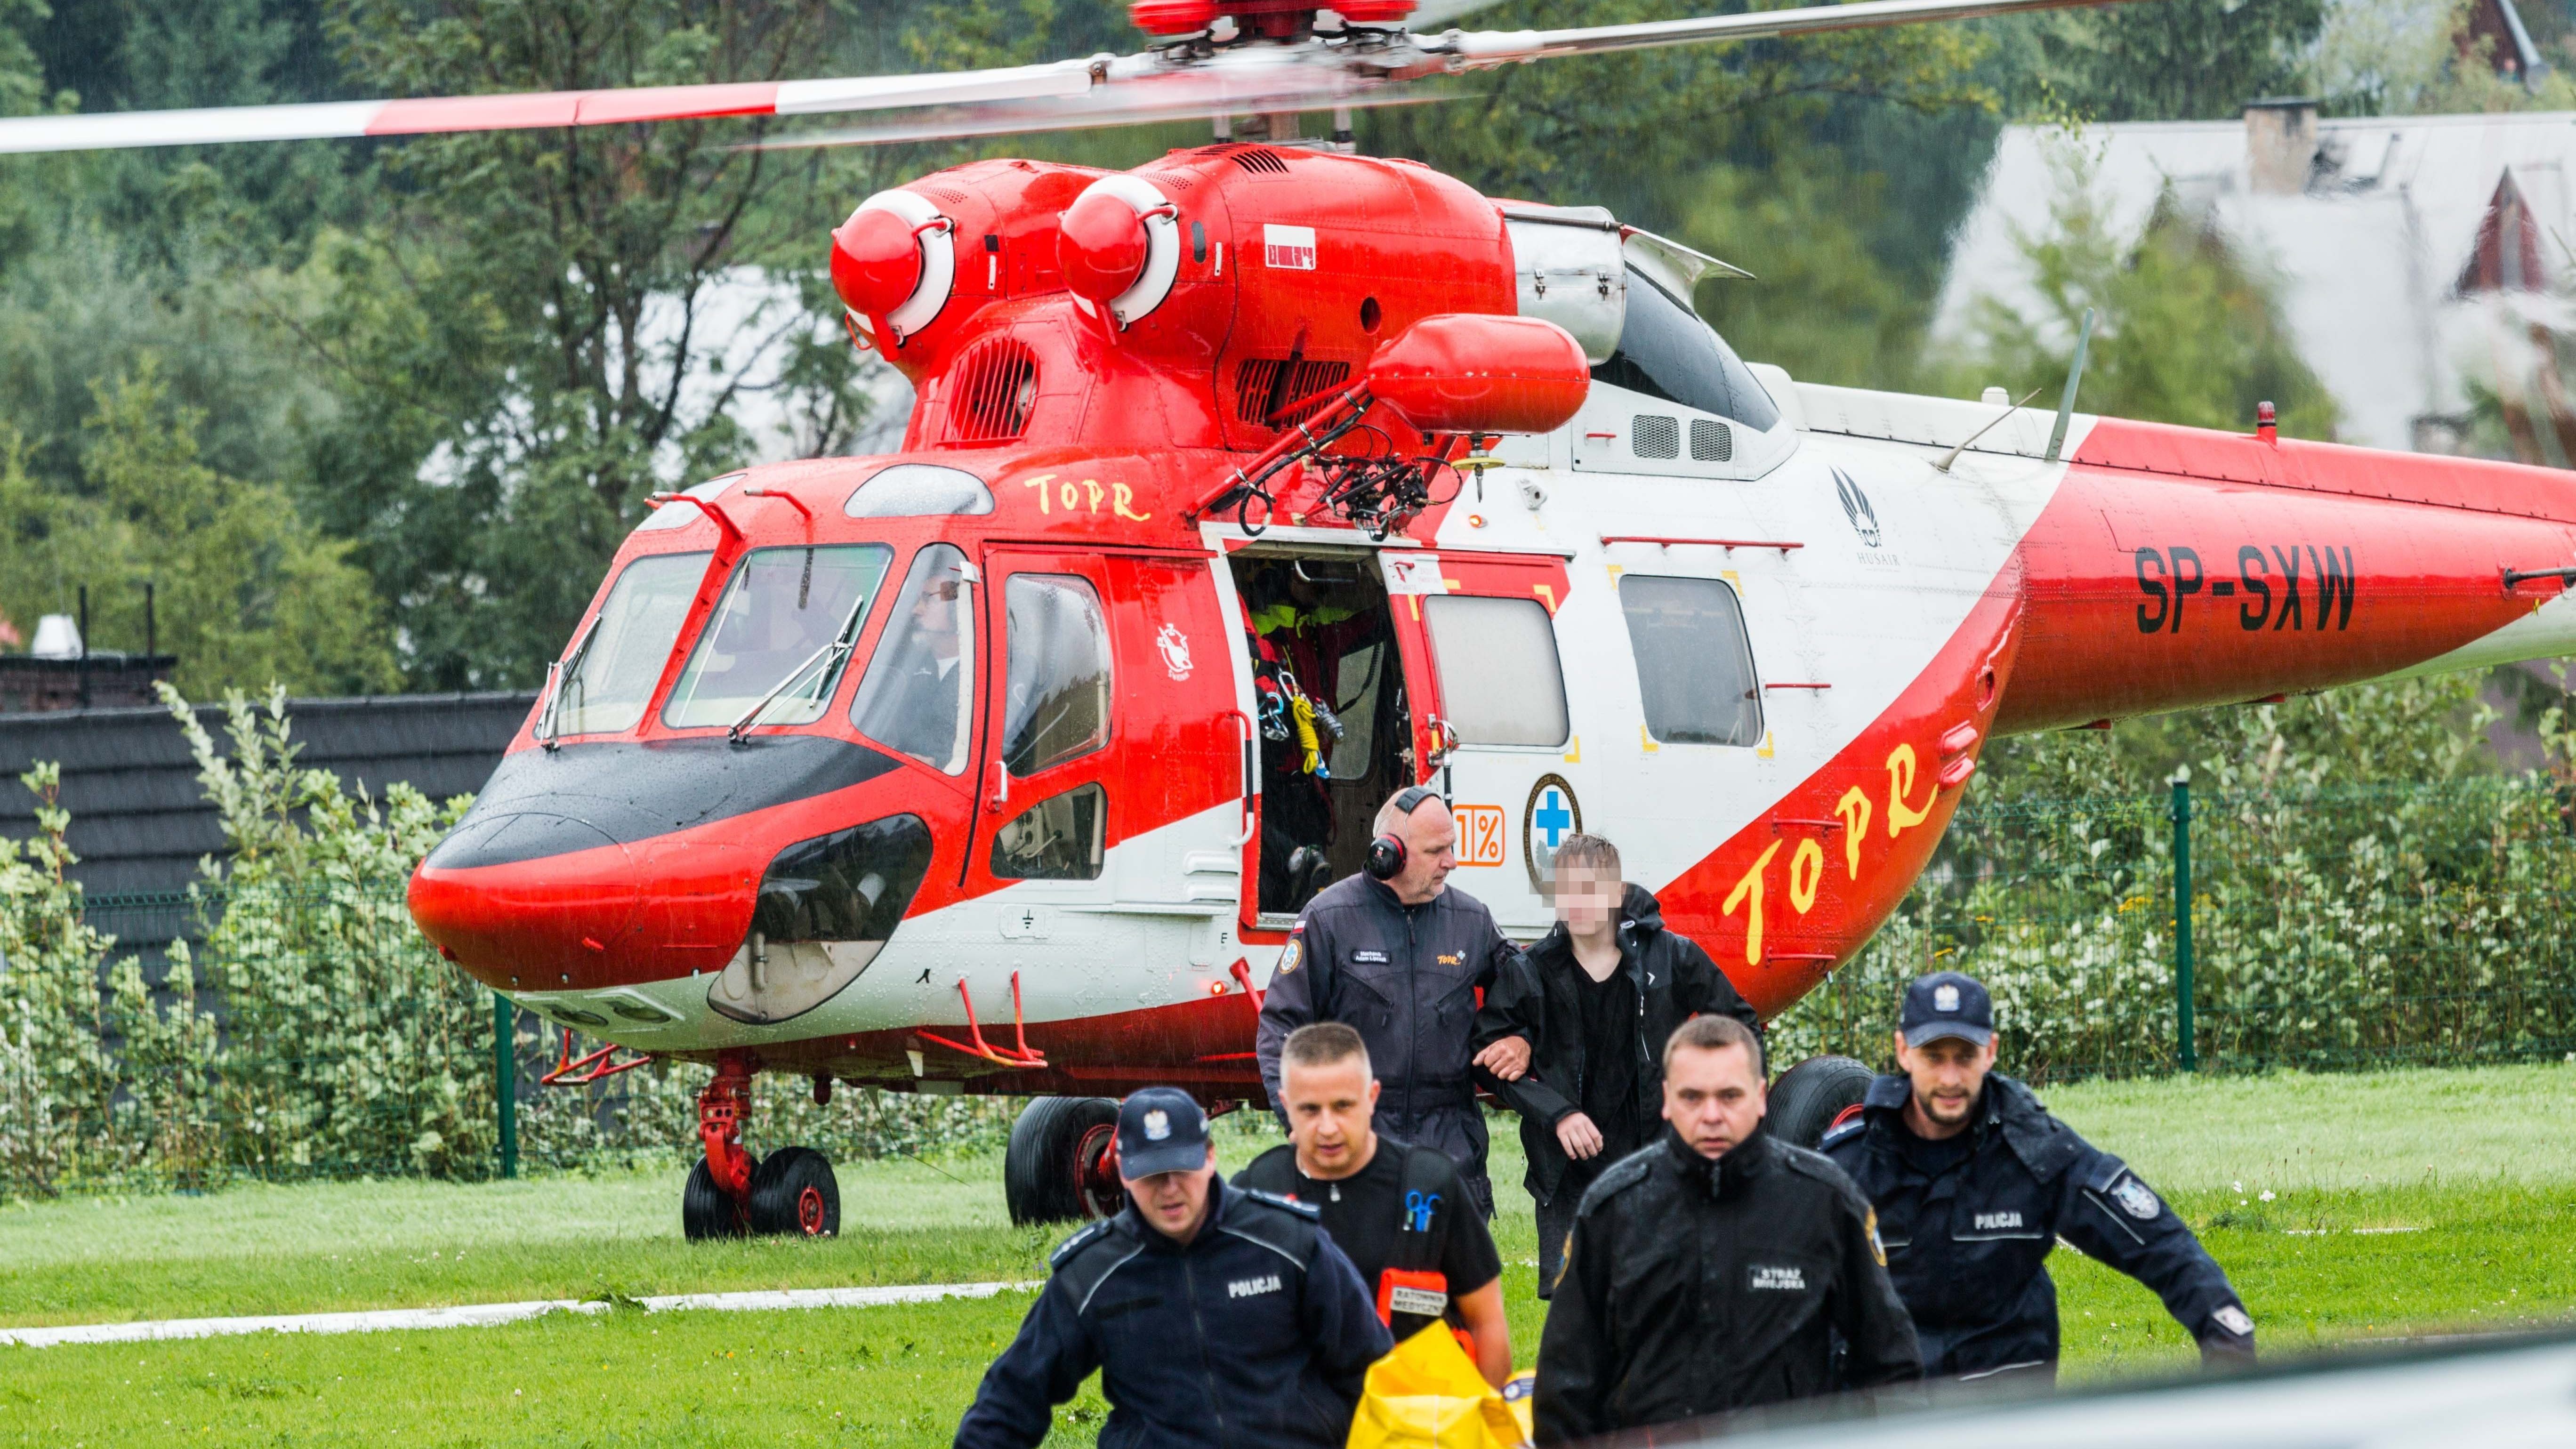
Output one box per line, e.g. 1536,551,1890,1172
537,616,604,750
728,593,874,745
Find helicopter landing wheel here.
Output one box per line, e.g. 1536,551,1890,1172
683,1155,749,1241
749,1146,841,1238
1004,1096,1123,1225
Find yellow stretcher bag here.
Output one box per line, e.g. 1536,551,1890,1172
1346,1321,1535,1449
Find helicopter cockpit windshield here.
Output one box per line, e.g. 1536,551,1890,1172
546,551,709,739
662,544,893,730
1592,265,1779,433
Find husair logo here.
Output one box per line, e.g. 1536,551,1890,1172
1833,468,1883,548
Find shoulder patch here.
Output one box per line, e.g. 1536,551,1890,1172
1235,1185,1322,1221
1050,1218,1117,1269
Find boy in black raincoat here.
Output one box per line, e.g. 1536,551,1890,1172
1472,833,1762,1295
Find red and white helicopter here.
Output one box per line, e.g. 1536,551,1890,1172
17,0,2576,1238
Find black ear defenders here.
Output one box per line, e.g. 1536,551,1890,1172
1365,785,1441,880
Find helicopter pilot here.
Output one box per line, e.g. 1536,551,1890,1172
862,565,974,776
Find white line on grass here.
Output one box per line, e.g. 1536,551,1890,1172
0,1280,1038,1349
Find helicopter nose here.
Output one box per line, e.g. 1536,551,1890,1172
409,813,769,991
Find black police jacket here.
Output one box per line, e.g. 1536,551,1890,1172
1256,873,1521,1130
955,1178,1394,1449
1534,1127,1921,1444
1820,1073,2256,1377
1474,882,1764,1205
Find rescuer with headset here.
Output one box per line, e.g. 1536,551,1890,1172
1820,971,2258,1382
1236,1022,1513,1387
1256,786,1525,1217
955,1088,1392,1449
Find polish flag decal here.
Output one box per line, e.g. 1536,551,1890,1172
1262,224,1317,270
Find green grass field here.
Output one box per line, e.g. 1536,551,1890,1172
6,1065,2575,1446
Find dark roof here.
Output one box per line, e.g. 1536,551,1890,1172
0,693,536,901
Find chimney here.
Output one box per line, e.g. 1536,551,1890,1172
2245,98,2321,196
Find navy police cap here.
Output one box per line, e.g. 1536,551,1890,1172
1900,970,1994,1048
1116,1087,1211,1179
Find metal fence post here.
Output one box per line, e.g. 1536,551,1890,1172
2170,771,2196,1073
494,991,518,1179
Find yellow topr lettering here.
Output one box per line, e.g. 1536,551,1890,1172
1022,474,1055,515
1723,840,1784,966
1112,481,1151,522
1835,787,1872,878
1886,744,1934,837
1788,839,1824,914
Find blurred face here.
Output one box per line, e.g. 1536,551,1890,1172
1124,1156,1217,1243
1391,801,1457,904
1552,863,1620,936
1663,1042,1766,1159
1282,1052,1379,1180
1893,1032,1998,1132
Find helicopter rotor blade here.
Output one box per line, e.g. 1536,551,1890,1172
0,0,2149,158
0,57,1101,155
1434,0,2133,63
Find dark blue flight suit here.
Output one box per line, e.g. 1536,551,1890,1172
1256,871,1522,1216
1821,1072,2255,1380
953,1178,1393,1449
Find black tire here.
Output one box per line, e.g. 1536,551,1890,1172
683,1155,747,1241
1005,1096,1121,1226
1768,1055,1878,1149
749,1146,841,1239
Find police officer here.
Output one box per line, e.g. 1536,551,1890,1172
955,1088,1393,1449
1536,1016,1920,1443
1821,971,2257,1382
1256,786,1522,1216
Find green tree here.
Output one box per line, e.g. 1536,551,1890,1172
1361,0,1998,237
285,0,975,688
1680,148,1927,388
2001,0,2327,122
1946,137,2338,438
0,362,395,693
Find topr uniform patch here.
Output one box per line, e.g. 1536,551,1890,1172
2111,1175,2162,1220
1277,940,1302,974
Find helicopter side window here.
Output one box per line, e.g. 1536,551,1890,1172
663,545,894,729
990,783,1106,880
1591,266,1780,433
548,551,711,737
1420,596,1569,748
1001,575,1112,777
1620,574,1762,747
850,544,977,775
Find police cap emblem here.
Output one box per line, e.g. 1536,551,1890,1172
1934,983,1960,1013
1144,1109,1171,1142
2112,1175,2162,1220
